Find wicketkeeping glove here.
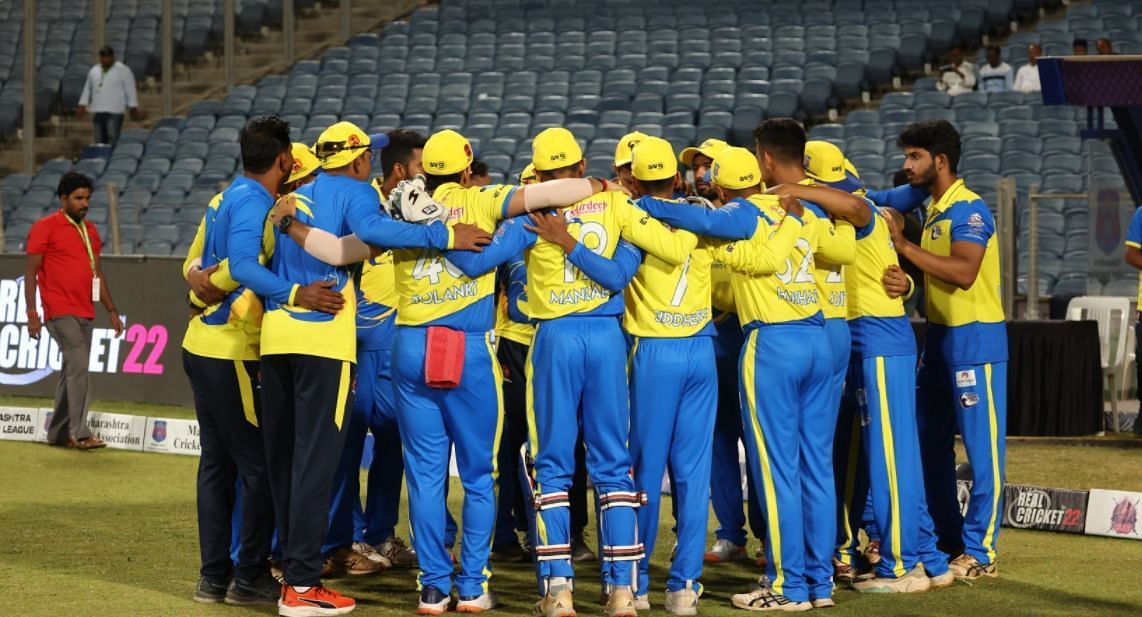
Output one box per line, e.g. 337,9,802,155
384,174,448,224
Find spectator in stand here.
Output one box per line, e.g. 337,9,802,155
1013,44,1042,94
937,46,977,96
24,172,124,450
978,46,1014,93
1097,38,1115,55
1073,38,1089,56
75,47,142,145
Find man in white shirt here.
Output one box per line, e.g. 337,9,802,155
76,47,141,145
937,46,977,96
978,45,1014,93
1013,43,1042,94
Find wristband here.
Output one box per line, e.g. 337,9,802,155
599,178,609,192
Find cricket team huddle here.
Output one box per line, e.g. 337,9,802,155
182,111,1007,617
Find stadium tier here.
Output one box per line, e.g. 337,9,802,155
0,0,293,137
0,0,1137,278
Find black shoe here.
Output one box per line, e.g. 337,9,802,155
193,575,229,604
225,572,281,606
419,586,452,614
491,540,532,563
571,533,596,563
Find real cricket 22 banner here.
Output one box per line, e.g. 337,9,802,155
1002,484,1089,534
0,255,193,406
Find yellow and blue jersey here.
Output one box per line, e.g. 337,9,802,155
494,255,535,345
522,191,696,321
391,182,515,331
798,180,855,320
638,194,822,328
182,183,275,361
445,213,645,320
844,199,916,358
230,173,452,362
623,196,717,339
356,253,398,350
920,179,1006,365
1124,206,1142,305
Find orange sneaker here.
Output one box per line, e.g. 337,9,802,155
279,585,356,616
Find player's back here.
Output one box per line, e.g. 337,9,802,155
356,252,398,349
845,200,914,357
623,196,716,339
526,190,634,321
392,181,515,330
724,195,823,328
261,173,359,362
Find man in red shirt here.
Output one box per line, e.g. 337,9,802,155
25,172,123,450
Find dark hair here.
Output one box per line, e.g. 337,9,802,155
381,129,427,176
752,118,806,164
536,160,583,180
424,171,465,192
98,46,114,56
986,45,1001,55
471,159,490,176
897,120,962,174
57,171,93,196
638,177,676,195
1073,38,1088,49
240,115,291,174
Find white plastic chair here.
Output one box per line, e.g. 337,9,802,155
1066,296,1132,433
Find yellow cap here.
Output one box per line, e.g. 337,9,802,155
519,163,538,185
631,137,678,182
288,142,321,184
804,140,863,192
314,121,371,169
532,127,583,171
422,129,475,176
709,147,762,190
679,138,729,167
613,131,649,167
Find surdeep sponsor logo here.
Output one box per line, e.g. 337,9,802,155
0,277,169,386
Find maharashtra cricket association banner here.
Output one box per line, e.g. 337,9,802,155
0,255,193,406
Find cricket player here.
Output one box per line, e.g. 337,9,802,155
622,137,717,616
388,128,620,614
795,140,955,593
182,141,320,607
677,138,766,564
516,127,697,617
613,131,649,194
882,120,1008,580
637,145,831,610
230,119,487,617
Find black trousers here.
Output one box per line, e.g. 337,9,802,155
494,338,531,545
261,354,355,587
183,350,274,583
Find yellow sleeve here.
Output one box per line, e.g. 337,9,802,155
617,196,698,265
816,219,856,265
181,217,207,279
716,215,804,275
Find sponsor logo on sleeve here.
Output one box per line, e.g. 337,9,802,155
955,369,977,387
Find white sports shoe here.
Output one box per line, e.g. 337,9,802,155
457,592,500,613
852,564,932,594
730,586,811,612
703,539,747,563
634,595,650,611
664,582,699,616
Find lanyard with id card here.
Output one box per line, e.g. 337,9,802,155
64,212,99,302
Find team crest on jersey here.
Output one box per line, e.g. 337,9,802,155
955,369,977,387
960,392,980,408
930,225,943,240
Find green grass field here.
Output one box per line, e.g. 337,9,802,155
1,398,1141,616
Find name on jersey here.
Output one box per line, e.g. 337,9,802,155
568,201,606,217
829,291,846,307
409,281,479,305
548,283,609,305
776,287,820,306
654,308,711,328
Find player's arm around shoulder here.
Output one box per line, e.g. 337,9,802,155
616,196,697,266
